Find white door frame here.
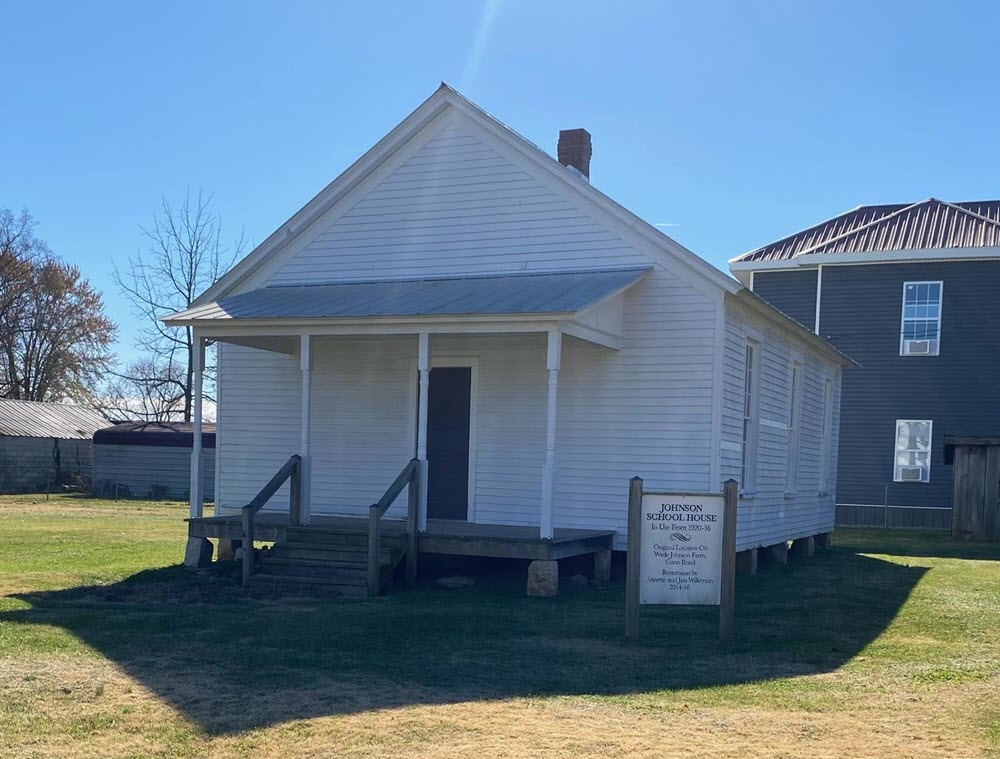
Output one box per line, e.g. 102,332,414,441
410,355,479,522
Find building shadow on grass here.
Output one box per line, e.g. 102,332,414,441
1,547,925,735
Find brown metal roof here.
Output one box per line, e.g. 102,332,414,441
0,399,108,439
734,199,1000,262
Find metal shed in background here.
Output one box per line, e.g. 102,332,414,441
93,422,216,501
944,436,1000,541
0,399,107,493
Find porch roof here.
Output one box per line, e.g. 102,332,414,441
165,268,649,325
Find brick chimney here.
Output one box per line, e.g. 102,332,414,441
557,128,592,180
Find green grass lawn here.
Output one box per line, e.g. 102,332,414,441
0,494,997,758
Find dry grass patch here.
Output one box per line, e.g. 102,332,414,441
2,658,990,759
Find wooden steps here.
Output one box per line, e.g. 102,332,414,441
249,528,404,597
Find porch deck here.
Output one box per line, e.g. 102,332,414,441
188,513,616,561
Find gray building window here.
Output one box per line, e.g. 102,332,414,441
894,419,932,483
900,281,942,356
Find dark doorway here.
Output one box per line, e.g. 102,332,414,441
426,366,472,521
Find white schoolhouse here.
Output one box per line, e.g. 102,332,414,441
169,85,850,595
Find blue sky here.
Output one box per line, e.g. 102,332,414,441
3,1,999,360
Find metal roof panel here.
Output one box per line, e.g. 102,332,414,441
0,399,108,439
733,199,1000,263
167,268,651,323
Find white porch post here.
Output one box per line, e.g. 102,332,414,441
416,332,430,531
188,332,205,519
299,334,312,525
540,329,561,540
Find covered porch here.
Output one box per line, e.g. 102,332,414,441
166,269,647,593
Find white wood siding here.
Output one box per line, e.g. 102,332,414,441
721,297,842,550
217,339,414,518
217,269,721,549
266,119,651,286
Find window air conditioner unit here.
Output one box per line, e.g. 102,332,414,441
903,339,933,356
899,466,924,482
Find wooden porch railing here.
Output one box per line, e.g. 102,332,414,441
368,458,420,596
241,454,302,588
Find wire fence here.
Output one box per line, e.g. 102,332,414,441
0,459,951,526
0,459,212,503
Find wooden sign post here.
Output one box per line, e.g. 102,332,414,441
626,477,738,642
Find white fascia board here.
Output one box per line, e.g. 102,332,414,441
177,311,629,350
731,246,1000,273
196,320,559,339
730,259,806,272
802,247,1000,266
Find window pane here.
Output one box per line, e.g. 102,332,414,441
900,421,916,444
897,421,930,450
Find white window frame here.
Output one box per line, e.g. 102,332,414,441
819,377,834,494
740,340,761,493
893,419,932,483
785,361,804,493
899,281,943,356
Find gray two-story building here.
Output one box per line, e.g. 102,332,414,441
730,198,1000,528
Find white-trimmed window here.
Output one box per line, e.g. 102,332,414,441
894,419,932,483
819,378,834,493
740,341,761,491
786,362,803,492
900,281,942,356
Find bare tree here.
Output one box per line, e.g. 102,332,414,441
112,190,245,421
97,357,188,421
0,259,115,401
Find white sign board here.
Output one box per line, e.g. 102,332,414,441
639,492,725,605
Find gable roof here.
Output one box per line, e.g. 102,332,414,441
732,199,1000,263
0,399,107,439
177,84,851,367
193,83,739,307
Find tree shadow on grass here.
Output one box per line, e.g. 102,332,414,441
1,547,925,735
